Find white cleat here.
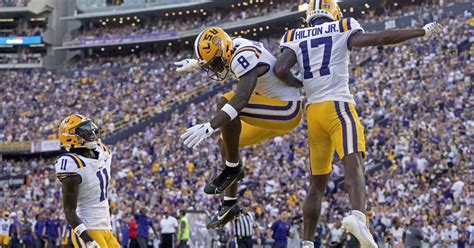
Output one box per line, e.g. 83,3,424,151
342,214,378,248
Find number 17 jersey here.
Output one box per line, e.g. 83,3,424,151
280,18,364,104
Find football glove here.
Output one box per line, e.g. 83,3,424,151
181,122,216,149
423,22,442,37
174,59,199,73
85,241,100,248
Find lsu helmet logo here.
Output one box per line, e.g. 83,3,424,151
58,114,100,151
194,27,233,81
306,0,343,24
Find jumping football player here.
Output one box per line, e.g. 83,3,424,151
176,27,303,228
55,114,120,248
272,0,442,247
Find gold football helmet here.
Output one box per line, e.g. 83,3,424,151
58,114,100,151
194,27,233,81
306,0,343,23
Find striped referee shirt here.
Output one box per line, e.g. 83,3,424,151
232,212,255,238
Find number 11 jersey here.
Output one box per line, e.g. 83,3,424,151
280,18,364,104
55,143,112,230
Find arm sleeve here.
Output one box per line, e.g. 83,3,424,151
54,156,81,182
229,48,261,79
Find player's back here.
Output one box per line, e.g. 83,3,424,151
230,38,301,101
280,18,363,104
55,143,112,230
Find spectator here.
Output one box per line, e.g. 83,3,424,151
388,217,404,247
133,207,157,248
128,217,138,248
326,218,345,248
33,213,45,248
20,217,34,248
118,218,130,248
403,218,423,248
270,210,292,248
0,212,10,248
159,210,178,248
176,210,189,248
9,213,20,248
44,213,60,248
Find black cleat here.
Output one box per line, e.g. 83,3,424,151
204,166,245,194
206,202,242,229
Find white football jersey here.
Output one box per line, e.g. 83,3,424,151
230,38,301,101
55,143,112,230
280,18,364,104
0,218,10,235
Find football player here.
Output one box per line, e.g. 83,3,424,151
272,1,442,247
176,27,303,228
55,114,120,248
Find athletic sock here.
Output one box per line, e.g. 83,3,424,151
224,160,241,173
222,197,237,207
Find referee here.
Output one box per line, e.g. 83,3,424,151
231,204,259,248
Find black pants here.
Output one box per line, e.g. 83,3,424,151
159,234,174,248
176,240,188,248
136,237,148,248
129,238,139,248
236,237,252,248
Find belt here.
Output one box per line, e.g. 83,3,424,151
237,236,251,240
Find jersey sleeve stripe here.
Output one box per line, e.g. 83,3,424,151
231,47,261,62
290,29,296,41
338,19,344,32
101,143,110,155
64,154,86,168
285,29,295,43
282,31,289,42
347,17,352,30
342,18,349,32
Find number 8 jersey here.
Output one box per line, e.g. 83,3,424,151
280,18,364,104
55,143,112,230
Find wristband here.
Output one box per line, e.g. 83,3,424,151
221,103,238,120
74,224,87,236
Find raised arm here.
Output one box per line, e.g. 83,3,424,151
348,22,442,49
273,48,303,88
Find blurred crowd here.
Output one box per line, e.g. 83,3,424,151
0,49,211,142
0,4,473,248
0,53,42,65
0,0,29,7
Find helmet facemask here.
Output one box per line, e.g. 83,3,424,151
200,52,230,81
74,120,100,149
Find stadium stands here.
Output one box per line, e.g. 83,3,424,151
67,0,299,45
0,1,472,247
